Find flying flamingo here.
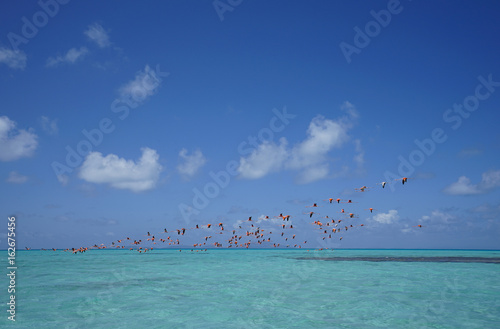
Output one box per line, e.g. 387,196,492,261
377,181,389,188
395,177,409,185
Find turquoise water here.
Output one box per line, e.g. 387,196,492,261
2,249,499,328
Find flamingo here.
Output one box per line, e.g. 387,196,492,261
377,181,388,188
395,177,409,185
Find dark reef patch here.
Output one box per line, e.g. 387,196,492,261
295,256,500,264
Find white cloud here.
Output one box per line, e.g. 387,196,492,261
255,214,282,225
288,115,350,170
416,210,457,231
372,209,399,224
458,147,483,158
341,100,359,119
46,47,88,67
237,102,359,183
78,148,163,192
353,139,364,168
443,170,500,195
470,202,500,220
6,171,28,184
471,204,491,213
40,116,58,135
0,116,38,161
294,164,330,184
237,138,288,179
401,225,412,234
0,48,27,69
443,176,480,195
419,210,454,224
84,23,110,48
57,174,69,186
233,214,282,229
177,148,206,177
119,65,163,103
480,170,500,190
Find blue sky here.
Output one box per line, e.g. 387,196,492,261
1,0,500,250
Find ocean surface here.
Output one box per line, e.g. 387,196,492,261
2,249,499,328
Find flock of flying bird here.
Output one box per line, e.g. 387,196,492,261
33,177,420,253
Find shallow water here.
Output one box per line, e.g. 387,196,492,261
2,249,499,328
